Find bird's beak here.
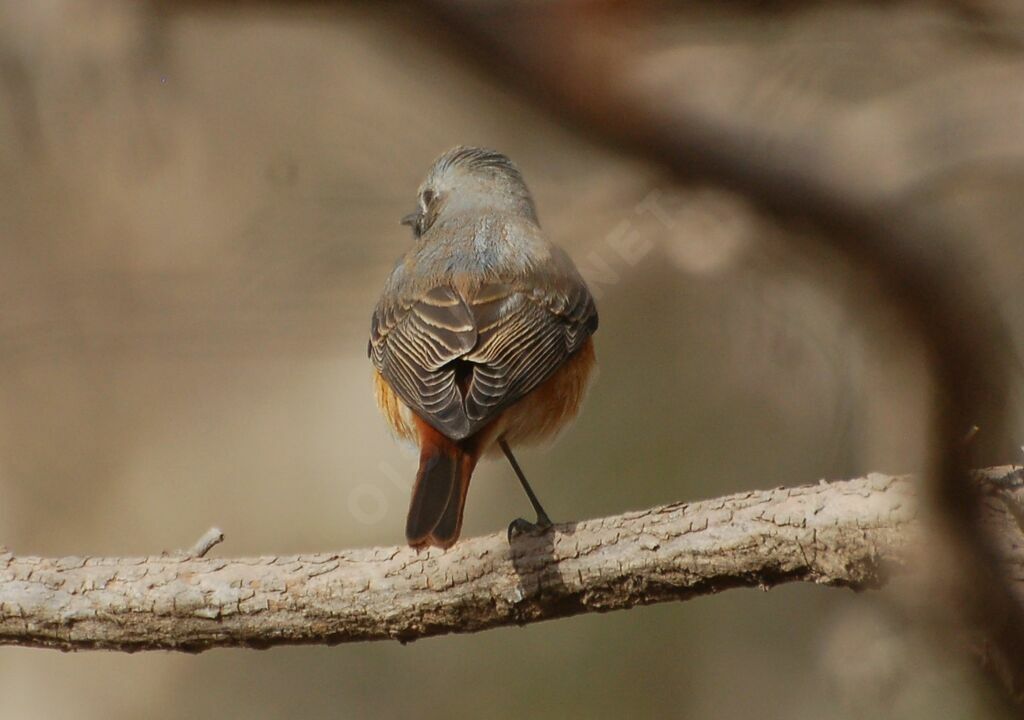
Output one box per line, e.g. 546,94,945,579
400,211,421,227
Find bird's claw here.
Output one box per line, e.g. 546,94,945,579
507,515,553,543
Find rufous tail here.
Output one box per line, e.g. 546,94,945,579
406,424,477,549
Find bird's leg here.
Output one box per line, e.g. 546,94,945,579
499,439,553,540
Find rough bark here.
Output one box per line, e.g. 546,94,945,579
1,466,1021,653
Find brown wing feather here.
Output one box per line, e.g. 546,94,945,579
462,279,597,427
370,278,597,441
370,286,477,439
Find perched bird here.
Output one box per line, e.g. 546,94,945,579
369,146,598,549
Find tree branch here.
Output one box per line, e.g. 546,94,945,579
416,3,1024,701
2,467,1021,653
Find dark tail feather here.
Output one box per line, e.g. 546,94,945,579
406,434,476,549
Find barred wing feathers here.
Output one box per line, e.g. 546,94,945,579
370,280,597,440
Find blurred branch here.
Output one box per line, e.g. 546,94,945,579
421,1,1024,703
1,467,1022,653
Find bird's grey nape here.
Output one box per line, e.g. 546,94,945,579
424,146,538,224
433,146,526,185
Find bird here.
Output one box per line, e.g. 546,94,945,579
368,146,598,550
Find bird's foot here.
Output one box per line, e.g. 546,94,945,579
507,513,553,543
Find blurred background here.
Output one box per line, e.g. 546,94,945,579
1,1,1023,718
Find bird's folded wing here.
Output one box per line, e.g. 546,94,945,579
462,279,597,426
369,286,478,439
370,280,597,440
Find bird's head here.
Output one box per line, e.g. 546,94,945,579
401,146,539,239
